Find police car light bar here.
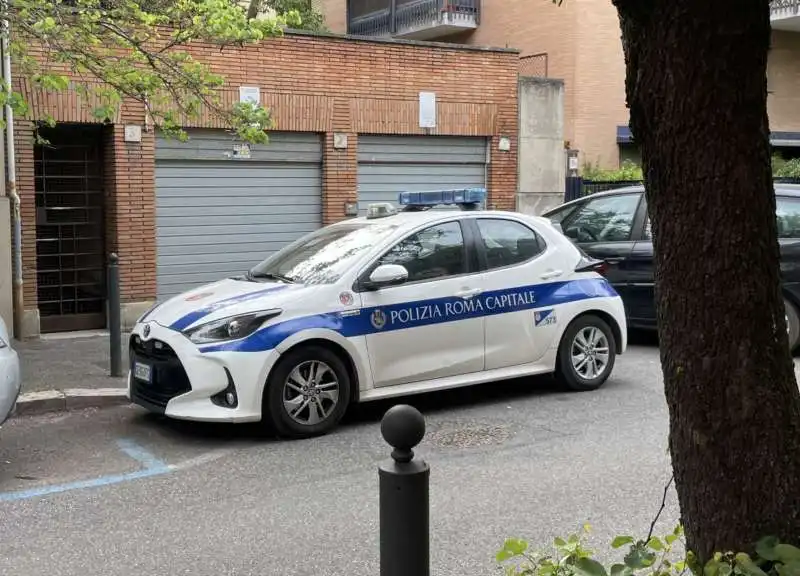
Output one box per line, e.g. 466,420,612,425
366,202,398,219
398,188,487,211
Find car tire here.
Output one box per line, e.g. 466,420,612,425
263,345,351,439
785,297,800,353
556,314,617,392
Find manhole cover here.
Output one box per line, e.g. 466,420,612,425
428,423,512,448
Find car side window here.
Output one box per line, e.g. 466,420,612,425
564,193,641,243
476,218,546,270
545,204,577,224
776,197,800,239
377,221,466,282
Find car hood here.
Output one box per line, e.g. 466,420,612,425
143,278,319,332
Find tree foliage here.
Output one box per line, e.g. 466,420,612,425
4,0,327,143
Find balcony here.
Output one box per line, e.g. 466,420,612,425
348,0,480,41
772,0,800,32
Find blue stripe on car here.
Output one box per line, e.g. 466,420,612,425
169,285,293,331
197,278,618,354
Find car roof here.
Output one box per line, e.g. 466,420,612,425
329,208,550,229
547,182,800,212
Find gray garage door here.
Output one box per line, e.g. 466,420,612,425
155,129,322,299
357,135,488,213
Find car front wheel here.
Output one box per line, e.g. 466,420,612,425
556,315,617,392
263,345,351,439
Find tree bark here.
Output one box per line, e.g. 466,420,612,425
611,0,800,561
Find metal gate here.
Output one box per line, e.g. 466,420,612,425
357,135,488,213
155,129,323,300
35,125,106,333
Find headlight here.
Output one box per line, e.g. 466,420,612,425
182,310,281,345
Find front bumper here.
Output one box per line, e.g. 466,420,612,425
0,348,21,426
127,321,280,423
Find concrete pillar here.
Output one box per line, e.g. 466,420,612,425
517,77,566,216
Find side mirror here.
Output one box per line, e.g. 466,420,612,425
366,264,409,290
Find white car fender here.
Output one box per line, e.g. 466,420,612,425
274,327,372,393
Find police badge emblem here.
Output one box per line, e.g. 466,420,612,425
370,309,387,330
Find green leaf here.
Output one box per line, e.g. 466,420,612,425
555,537,567,547
756,537,781,561
775,544,800,563
665,534,678,546
777,560,800,576
612,536,635,549
624,545,656,570
647,537,665,551
575,557,608,576
496,549,513,563
611,564,634,576
735,553,769,576
496,549,515,563
505,538,529,556
705,559,724,576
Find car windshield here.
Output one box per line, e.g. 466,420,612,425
247,221,402,285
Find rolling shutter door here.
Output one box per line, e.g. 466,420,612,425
357,135,488,213
155,129,322,300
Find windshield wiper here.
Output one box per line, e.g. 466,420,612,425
246,271,297,284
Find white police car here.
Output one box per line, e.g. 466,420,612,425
129,189,627,438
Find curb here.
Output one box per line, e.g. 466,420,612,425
14,388,130,417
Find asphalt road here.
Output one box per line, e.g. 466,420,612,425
1,338,681,576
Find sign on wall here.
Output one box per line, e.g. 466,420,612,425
419,92,436,129
239,86,261,104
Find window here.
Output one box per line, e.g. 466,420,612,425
476,219,545,270
377,221,466,283
564,193,641,242
776,197,800,239
544,204,578,224
249,221,402,285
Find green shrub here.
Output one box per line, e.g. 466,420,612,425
772,155,800,179
495,524,800,576
581,156,800,181
581,160,644,182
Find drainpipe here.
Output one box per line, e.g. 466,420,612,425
2,16,22,338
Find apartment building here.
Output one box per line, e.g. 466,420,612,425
320,0,800,169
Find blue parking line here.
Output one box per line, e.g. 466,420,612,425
0,438,170,503
116,438,169,470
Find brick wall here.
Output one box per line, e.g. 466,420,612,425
11,31,519,324
321,0,800,170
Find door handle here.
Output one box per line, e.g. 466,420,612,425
455,287,482,299
605,257,625,265
540,269,563,280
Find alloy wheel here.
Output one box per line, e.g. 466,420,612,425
282,360,340,426
570,326,610,380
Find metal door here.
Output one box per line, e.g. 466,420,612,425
35,125,106,333
357,135,487,213
154,129,323,300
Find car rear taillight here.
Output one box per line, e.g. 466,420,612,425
575,256,609,277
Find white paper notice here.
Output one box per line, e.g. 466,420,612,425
419,92,436,128
239,86,260,104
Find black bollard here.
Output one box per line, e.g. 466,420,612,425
379,404,430,576
108,253,122,377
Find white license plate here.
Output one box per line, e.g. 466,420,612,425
133,362,152,383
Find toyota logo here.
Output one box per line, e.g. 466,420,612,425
143,324,151,338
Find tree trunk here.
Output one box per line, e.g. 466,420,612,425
611,0,800,560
